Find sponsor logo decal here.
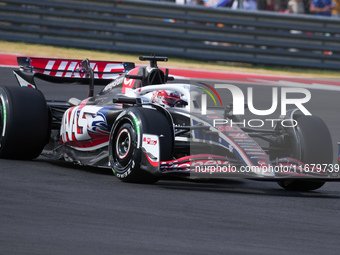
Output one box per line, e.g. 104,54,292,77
60,105,110,150
30,58,125,79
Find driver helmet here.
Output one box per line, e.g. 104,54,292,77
151,90,186,108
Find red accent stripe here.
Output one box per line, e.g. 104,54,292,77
161,154,227,165
145,153,159,167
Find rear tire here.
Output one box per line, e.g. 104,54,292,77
0,86,49,159
277,115,332,191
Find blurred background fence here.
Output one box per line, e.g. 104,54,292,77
0,0,339,69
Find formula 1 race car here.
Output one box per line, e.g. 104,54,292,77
0,56,338,191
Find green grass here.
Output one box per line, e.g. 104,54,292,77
1,40,340,78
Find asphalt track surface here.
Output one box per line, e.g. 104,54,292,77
1,66,340,255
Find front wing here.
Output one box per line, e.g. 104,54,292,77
149,154,340,181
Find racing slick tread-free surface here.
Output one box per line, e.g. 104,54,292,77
278,115,333,191
0,86,49,159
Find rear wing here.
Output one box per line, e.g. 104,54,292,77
13,57,135,89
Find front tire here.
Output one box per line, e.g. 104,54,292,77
109,107,173,183
277,114,332,191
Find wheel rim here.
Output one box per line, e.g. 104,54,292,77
116,128,131,160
